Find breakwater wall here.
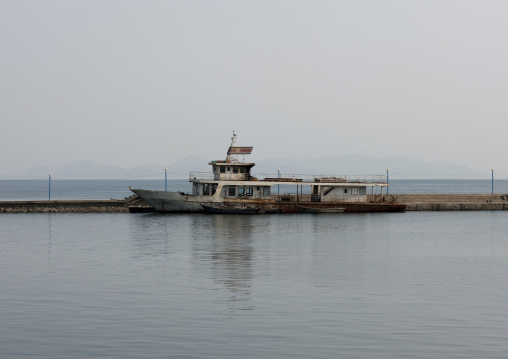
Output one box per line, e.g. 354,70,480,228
376,194,508,211
0,196,149,213
2,194,508,213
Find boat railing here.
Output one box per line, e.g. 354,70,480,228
189,171,387,184
189,171,215,180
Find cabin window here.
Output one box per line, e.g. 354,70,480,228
228,187,236,196
239,168,244,173
344,189,348,194
220,167,225,173
238,187,245,196
247,186,253,196
352,187,358,195
211,184,217,195
233,167,239,174
203,184,210,195
263,187,270,196
227,167,231,172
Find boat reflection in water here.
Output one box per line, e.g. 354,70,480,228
191,214,256,312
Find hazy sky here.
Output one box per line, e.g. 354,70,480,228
2,1,507,176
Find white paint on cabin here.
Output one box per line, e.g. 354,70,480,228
192,182,272,199
320,186,367,202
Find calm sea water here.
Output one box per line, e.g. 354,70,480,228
2,180,508,358
1,212,508,358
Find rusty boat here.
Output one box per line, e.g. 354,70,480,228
130,132,405,213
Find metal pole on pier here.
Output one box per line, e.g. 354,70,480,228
492,168,494,194
278,169,280,194
165,168,168,192
48,173,51,200
387,168,389,195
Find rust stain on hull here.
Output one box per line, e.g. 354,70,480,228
222,200,406,214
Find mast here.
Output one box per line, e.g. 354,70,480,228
230,131,237,147
225,131,253,163
226,131,237,163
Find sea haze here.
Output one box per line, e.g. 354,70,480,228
1,211,508,358
1,154,480,179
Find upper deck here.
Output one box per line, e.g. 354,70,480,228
190,171,388,187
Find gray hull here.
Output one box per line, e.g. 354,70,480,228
130,189,218,212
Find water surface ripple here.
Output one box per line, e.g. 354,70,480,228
1,211,508,358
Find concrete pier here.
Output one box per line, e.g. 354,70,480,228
375,194,508,211
2,194,508,213
0,196,149,213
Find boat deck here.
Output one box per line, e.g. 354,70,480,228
189,171,387,186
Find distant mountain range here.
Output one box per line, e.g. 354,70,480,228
0,154,482,180
254,155,480,178
8,155,211,180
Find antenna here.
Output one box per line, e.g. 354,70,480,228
227,131,238,162
230,131,237,147
225,131,252,163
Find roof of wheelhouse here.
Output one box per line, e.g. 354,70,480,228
209,131,255,167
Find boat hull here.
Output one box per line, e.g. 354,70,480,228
201,203,259,214
130,189,211,212
131,189,405,213
296,205,345,213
